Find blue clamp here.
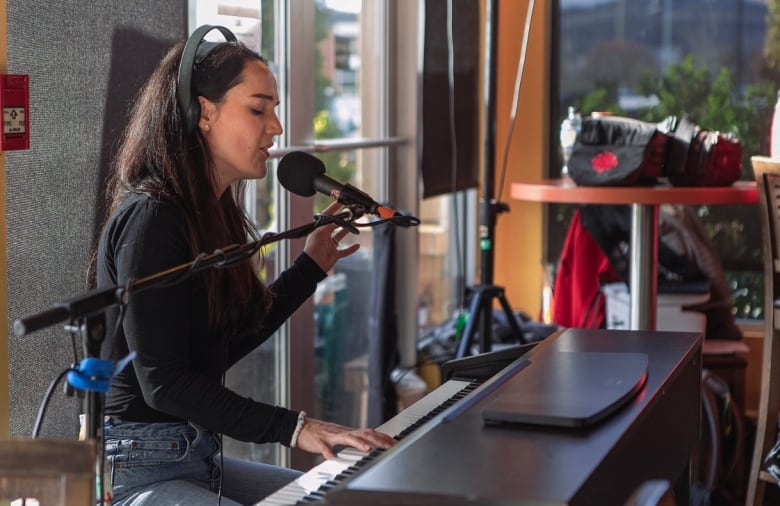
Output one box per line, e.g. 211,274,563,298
67,352,136,393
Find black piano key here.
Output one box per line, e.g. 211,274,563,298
290,379,483,503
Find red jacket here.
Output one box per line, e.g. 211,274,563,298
552,209,620,328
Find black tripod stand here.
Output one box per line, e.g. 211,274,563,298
455,0,527,359
454,201,527,358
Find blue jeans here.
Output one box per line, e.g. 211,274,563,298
104,418,302,506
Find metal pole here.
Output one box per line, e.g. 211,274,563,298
629,203,658,330
480,0,498,286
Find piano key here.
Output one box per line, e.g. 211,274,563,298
256,379,474,505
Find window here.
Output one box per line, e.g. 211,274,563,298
190,0,467,469
552,0,776,321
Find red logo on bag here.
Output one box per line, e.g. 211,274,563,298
591,151,618,173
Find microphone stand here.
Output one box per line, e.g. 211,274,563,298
13,209,360,505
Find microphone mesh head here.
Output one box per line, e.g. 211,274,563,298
277,151,326,197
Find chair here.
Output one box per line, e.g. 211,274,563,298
0,438,95,506
746,155,780,506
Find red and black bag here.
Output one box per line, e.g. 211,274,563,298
568,114,742,187
567,116,671,186
665,116,742,187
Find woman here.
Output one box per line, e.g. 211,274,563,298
90,28,395,505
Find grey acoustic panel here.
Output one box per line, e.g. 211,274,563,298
6,1,185,438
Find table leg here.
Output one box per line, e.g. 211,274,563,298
629,203,658,330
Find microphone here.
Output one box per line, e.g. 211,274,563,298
277,151,420,227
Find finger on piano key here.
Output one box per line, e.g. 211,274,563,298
255,379,477,506
301,458,354,491
337,448,368,461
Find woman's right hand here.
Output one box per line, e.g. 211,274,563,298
303,201,360,272
295,415,396,460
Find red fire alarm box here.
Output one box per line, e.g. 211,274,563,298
0,74,29,150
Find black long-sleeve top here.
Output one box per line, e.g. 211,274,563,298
97,193,326,444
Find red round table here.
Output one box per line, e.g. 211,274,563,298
510,179,758,330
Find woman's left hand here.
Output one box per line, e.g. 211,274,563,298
303,201,360,272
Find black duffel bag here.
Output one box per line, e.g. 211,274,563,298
568,115,672,186
664,116,743,187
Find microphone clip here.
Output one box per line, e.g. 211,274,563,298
314,209,361,235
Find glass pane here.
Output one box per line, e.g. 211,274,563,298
311,148,383,427
315,0,363,140
416,190,476,378
190,0,282,464
233,0,280,465
310,0,392,428
555,0,774,320
418,193,471,330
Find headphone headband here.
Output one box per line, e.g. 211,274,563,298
177,25,238,134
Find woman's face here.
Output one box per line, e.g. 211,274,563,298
199,59,283,196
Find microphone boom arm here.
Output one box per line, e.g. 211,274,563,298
14,211,357,337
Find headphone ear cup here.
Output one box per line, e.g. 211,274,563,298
177,25,238,135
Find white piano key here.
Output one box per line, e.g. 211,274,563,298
374,379,471,436
336,448,368,461
256,379,473,505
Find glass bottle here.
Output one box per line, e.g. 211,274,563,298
560,106,581,177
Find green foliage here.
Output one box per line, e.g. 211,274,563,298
636,56,715,121
632,55,776,182
309,2,357,213
765,0,780,81
311,114,356,213
260,1,275,58
577,88,623,118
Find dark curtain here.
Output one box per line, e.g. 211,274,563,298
420,0,480,198
367,222,400,426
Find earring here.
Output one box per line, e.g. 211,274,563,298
204,124,210,131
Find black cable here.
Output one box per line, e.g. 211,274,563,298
31,367,76,438
496,0,536,201
217,432,224,506
147,252,209,290
216,339,229,506
110,300,127,345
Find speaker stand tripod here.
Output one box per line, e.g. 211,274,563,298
455,283,526,358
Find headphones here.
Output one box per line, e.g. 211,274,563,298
177,25,238,134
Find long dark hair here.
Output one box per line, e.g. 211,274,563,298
90,40,272,336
